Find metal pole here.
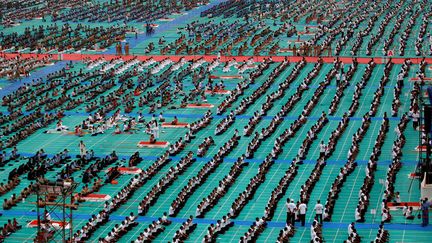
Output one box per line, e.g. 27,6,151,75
62,195,66,243
69,193,73,243
36,188,41,242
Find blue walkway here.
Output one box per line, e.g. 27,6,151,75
1,210,430,231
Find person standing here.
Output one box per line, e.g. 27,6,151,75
319,141,326,157
314,200,323,225
286,198,296,225
124,42,130,56
421,198,431,227
412,109,420,130
298,201,307,226
79,140,86,159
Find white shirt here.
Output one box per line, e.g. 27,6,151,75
319,143,326,152
314,203,323,214
287,202,296,213
298,203,307,214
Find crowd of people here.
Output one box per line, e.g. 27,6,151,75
0,24,128,53
132,216,170,242
0,218,22,241
0,55,53,79
0,0,429,242
169,133,240,216
54,0,207,23
355,116,389,223
172,216,197,242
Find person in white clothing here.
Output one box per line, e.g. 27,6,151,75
79,140,86,158
298,201,307,226
348,222,355,235
314,200,323,225
286,198,297,225
319,141,326,157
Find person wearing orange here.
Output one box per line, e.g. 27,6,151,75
124,42,129,55
171,116,178,125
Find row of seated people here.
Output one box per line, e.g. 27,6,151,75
202,214,233,243
355,116,389,223
2,112,56,149
345,222,361,243
138,152,195,216
197,136,214,157
299,113,349,204
81,151,118,184
100,214,138,242
368,61,393,117
8,149,47,180
77,151,175,241
207,108,322,237
372,223,389,243
0,109,24,126
133,216,171,243
28,149,70,180
172,216,197,243
0,176,20,196
234,60,290,117
243,59,306,138
169,134,240,216
310,218,323,243
196,156,246,217
79,178,103,196
383,115,409,209
391,60,411,117
239,217,266,243
72,210,109,242
2,72,58,110
324,113,372,221
214,111,235,135
2,110,43,136
328,60,358,115
276,223,295,243
245,61,319,159
1,0,84,23
415,14,432,56
230,67,332,218
0,56,52,79
167,138,187,156
397,7,424,56
349,1,393,56
0,24,128,53
55,0,202,23
0,218,22,241
365,2,406,56
249,114,329,231
347,59,376,117
216,59,271,115
0,147,20,166
3,183,33,210
262,119,330,225
56,155,96,182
